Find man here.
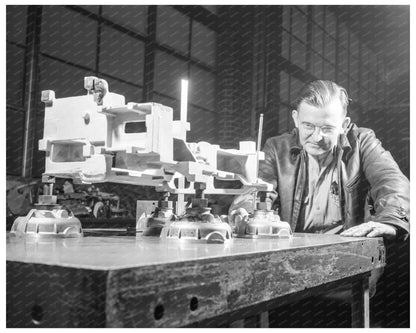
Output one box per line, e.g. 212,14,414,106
246,80,409,239
230,80,409,325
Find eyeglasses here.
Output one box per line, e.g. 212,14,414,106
300,122,337,135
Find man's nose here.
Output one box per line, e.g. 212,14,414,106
311,127,323,140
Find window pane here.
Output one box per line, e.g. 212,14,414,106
7,5,27,44
338,46,348,71
360,88,369,108
349,79,359,103
154,50,188,100
376,79,385,101
152,94,180,119
100,26,145,85
296,5,308,15
191,20,216,67
7,108,24,175
187,106,218,143
156,6,189,54
281,30,290,60
79,5,100,14
7,44,25,106
369,72,376,94
190,66,215,111
202,5,217,14
377,58,385,79
100,74,143,104
291,7,308,43
102,5,148,35
323,60,335,81
312,23,323,54
291,38,306,70
361,45,370,68
361,67,369,92
325,9,337,38
324,34,336,64
311,52,323,78
279,71,290,103
350,55,359,81
278,103,291,133
338,71,349,91
282,6,291,31
338,22,349,49
369,52,377,74
39,56,91,98
290,75,304,104
350,32,359,58
312,6,324,27
41,6,97,69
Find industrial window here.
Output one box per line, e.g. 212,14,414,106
154,50,188,102
310,52,324,78
338,46,348,71
101,5,147,35
349,32,360,58
191,20,216,67
6,5,27,44
349,55,359,80
291,7,307,43
38,58,89,98
311,23,324,54
41,6,97,69
156,6,190,55
279,71,290,104
152,6,218,118
349,79,360,102
99,25,145,85
189,66,216,111
338,22,349,49
338,71,349,91
6,5,28,110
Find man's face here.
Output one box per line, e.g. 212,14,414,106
292,98,350,157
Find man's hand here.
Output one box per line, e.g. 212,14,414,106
340,221,397,239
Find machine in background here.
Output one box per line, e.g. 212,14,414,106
10,77,292,242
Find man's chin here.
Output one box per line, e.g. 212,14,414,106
304,144,329,157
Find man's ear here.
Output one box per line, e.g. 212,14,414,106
342,116,351,130
292,110,299,128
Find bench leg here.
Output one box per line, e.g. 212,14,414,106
351,277,370,328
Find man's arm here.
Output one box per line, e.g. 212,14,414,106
341,128,409,239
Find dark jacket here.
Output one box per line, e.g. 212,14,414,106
259,124,410,234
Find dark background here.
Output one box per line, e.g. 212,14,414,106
6,5,409,327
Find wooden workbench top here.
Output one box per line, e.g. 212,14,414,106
7,231,383,271
6,231,386,328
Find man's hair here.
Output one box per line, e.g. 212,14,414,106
293,80,350,115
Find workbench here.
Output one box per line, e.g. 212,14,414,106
6,231,385,328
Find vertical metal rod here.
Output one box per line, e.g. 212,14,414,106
257,113,264,152
253,113,264,211
21,6,42,177
142,5,157,101
180,79,188,123
177,79,189,215
95,6,103,75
